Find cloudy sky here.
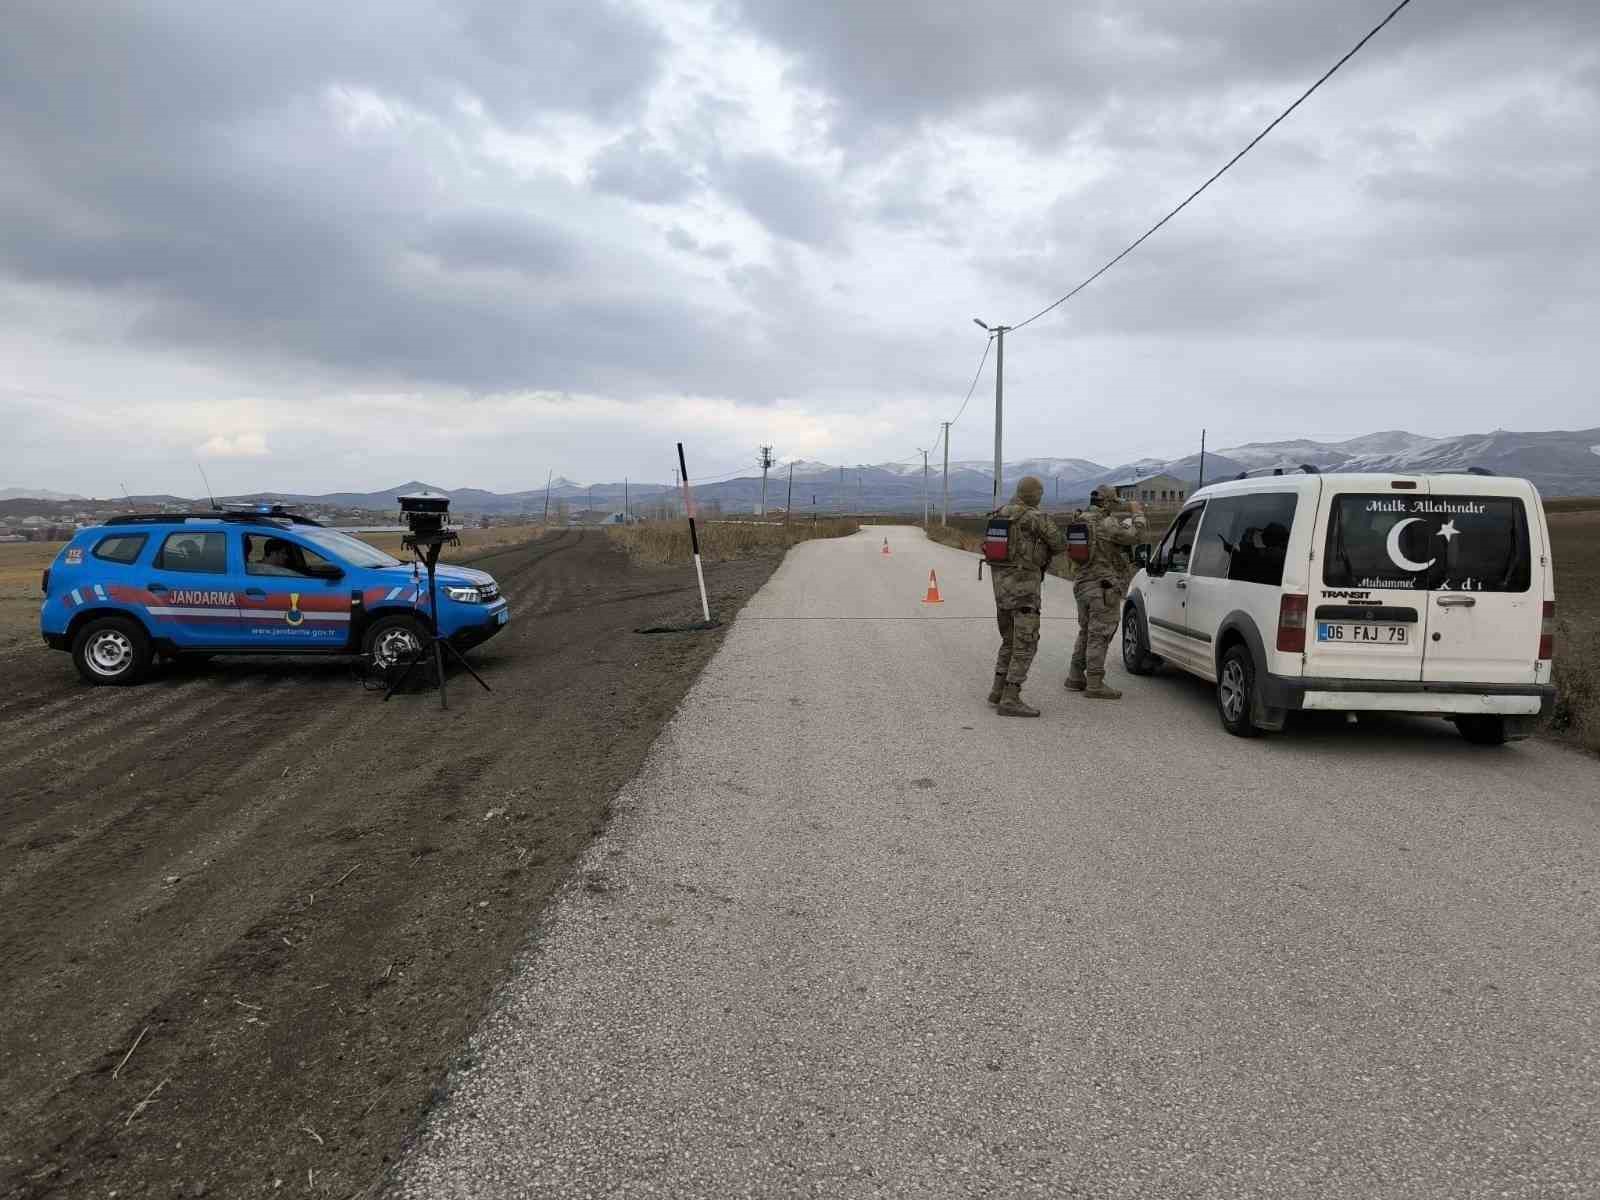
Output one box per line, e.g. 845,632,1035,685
3,0,1597,496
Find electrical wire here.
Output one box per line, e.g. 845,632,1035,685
1008,0,1416,335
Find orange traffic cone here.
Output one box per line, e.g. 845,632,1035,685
881,537,892,556
922,569,944,604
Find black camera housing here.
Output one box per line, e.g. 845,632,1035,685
398,490,452,542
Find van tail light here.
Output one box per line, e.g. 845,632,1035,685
1277,594,1308,653
1539,600,1554,661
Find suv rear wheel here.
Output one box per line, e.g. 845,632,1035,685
1454,715,1508,746
72,616,153,686
364,614,426,670
1121,606,1159,676
1216,644,1263,738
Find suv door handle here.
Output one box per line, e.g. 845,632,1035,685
244,587,266,597
1436,595,1476,607
1175,579,1187,590
148,582,168,594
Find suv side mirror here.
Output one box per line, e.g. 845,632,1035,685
1132,544,1153,569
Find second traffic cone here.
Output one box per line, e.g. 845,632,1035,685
881,537,892,556
922,569,943,604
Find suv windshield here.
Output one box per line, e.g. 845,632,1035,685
297,528,401,569
1323,494,1530,593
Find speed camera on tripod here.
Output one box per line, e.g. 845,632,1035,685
398,490,454,546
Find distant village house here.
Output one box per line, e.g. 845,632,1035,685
1112,473,1191,505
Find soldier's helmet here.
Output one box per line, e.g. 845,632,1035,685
1016,475,1045,505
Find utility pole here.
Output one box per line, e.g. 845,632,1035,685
624,477,629,524
973,319,1010,502
1197,428,1207,490
784,460,794,527
542,468,552,524
857,468,863,513
941,421,950,526
838,465,843,514
588,484,594,523
758,444,775,516
919,448,930,529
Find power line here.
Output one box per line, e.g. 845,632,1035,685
1008,0,1416,335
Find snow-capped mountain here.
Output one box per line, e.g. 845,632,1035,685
0,487,87,501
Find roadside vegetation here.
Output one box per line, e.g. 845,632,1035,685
607,517,860,564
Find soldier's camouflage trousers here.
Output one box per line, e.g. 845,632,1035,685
994,605,1041,685
1072,578,1121,678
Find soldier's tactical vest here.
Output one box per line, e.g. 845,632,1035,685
1065,520,1092,565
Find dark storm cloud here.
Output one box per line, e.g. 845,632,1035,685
732,0,1600,150
715,153,845,248
417,212,581,277
590,132,701,204
0,0,800,397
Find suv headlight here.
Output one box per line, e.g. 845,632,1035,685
444,585,484,603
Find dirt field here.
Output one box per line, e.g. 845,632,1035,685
0,530,781,1198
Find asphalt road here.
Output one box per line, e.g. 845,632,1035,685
394,525,1598,1199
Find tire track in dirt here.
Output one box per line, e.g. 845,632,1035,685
1,533,786,1200
0,673,285,857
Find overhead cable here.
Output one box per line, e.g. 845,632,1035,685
1009,0,1417,334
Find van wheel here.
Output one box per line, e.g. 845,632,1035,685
364,614,426,670
1121,606,1159,676
1216,645,1262,738
72,616,153,686
1455,715,1508,746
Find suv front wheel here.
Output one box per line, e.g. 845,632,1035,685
72,616,153,686
364,614,426,670
1216,644,1263,738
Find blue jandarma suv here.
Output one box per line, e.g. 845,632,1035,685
40,506,509,684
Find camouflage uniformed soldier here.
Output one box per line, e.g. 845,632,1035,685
1066,486,1150,700
986,475,1067,717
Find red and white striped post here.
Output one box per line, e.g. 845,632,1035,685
676,442,712,623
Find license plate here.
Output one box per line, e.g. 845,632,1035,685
496,610,509,626
1317,622,1406,644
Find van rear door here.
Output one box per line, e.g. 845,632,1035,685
1307,478,1431,682
1417,478,1542,686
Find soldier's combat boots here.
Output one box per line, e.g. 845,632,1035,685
1064,664,1087,691
987,673,1006,705
1082,672,1122,700
996,683,1040,718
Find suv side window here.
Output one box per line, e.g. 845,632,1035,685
244,534,336,578
155,531,228,574
1191,493,1298,586
1154,505,1204,575
93,534,148,565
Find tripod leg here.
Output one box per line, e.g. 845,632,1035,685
382,643,429,701
438,639,493,692
433,635,448,710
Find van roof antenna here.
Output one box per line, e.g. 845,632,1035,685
196,463,218,510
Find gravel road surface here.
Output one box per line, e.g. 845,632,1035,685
395,525,1598,1199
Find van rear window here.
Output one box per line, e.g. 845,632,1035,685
1323,494,1530,593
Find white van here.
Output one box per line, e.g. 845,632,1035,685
1120,470,1557,743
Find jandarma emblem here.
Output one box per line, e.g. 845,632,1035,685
285,592,304,626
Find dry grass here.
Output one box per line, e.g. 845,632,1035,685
355,522,547,562
0,542,60,650
606,517,860,564
1546,511,1600,752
